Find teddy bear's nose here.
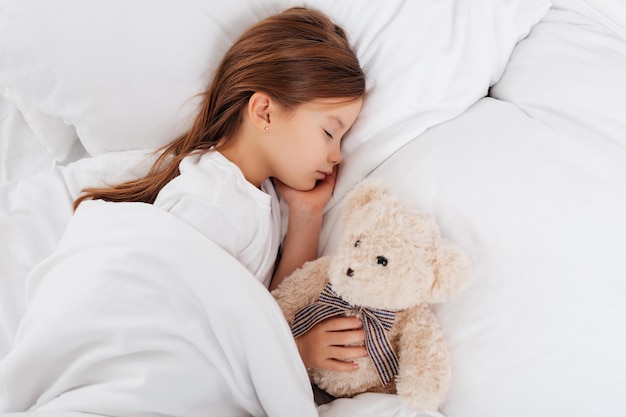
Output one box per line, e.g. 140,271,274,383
346,268,354,277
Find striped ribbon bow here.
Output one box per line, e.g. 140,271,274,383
291,283,399,386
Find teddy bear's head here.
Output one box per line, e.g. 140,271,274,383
328,180,470,311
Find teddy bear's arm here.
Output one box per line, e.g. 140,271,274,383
394,306,451,413
271,256,332,324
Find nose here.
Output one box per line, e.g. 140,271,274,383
346,268,354,277
329,142,342,165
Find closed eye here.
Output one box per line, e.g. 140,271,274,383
324,129,333,139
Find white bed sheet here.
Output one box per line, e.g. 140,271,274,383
321,96,626,416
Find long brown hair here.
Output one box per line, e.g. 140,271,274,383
74,7,365,209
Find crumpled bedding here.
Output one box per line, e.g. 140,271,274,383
0,199,317,417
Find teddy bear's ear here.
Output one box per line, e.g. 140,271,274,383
342,179,389,219
429,239,472,302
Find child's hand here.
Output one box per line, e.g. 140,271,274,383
274,165,337,215
295,316,368,371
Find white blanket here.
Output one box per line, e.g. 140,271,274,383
0,200,317,416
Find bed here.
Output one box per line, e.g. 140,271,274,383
1,0,625,416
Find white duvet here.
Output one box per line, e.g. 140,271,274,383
0,199,317,416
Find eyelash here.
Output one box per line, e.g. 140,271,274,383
324,130,333,139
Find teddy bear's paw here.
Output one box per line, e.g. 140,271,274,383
399,392,444,414
312,364,381,398
396,377,446,413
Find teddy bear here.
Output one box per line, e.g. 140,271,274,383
271,179,471,413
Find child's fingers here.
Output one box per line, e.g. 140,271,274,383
295,317,368,370
320,316,362,332
327,328,366,347
325,358,360,372
329,345,368,361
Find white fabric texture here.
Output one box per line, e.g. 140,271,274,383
552,0,626,40
0,96,55,184
320,97,626,416
0,95,88,185
318,393,443,417
490,5,626,148
154,151,281,288
0,200,317,417
2,1,626,416
0,150,155,357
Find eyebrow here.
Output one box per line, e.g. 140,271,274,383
329,116,345,129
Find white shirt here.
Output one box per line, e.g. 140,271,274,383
153,151,281,288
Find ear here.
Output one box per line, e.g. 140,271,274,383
429,239,472,302
247,92,272,133
342,179,389,221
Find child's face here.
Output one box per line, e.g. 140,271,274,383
269,97,363,191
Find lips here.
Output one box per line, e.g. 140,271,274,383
316,170,331,179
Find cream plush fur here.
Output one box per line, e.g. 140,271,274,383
272,179,471,413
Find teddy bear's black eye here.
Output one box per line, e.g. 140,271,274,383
354,240,361,248
376,256,388,267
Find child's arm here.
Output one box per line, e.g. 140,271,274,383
270,169,368,370
270,168,337,291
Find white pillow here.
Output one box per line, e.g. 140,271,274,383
490,5,626,148
0,0,549,173
0,96,54,184
553,0,626,41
